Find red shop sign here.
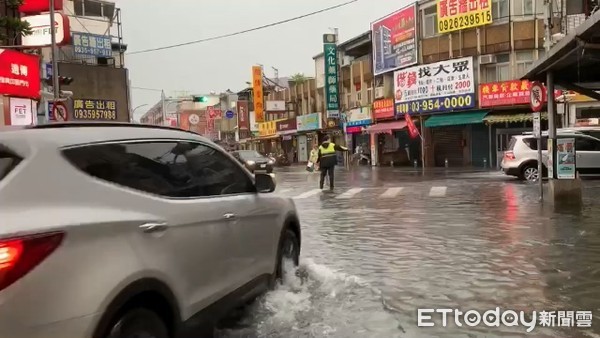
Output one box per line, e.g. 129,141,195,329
276,118,297,132
373,98,395,119
0,49,40,99
479,80,563,108
19,0,63,13
346,126,363,134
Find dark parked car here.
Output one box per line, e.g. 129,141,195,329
232,150,274,173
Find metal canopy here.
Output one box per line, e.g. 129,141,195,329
424,111,488,128
522,11,600,101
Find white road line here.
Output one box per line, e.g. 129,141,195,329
429,186,447,197
278,188,292,193
293,189,322,199
336,188,364,199
380,187,403,198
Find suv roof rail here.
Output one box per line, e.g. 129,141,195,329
27,122,199,135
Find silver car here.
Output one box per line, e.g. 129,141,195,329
501,131,600,181
0,122,301,338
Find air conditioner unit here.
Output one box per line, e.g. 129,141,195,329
479,54,496,65
375,87,384,99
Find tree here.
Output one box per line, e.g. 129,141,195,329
290,73,307,83
0,0,32,45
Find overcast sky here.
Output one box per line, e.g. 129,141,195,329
116,0,413,119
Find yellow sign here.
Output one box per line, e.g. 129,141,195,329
258,120,277,137
252,66,264,123
437,0,492,34
73,99,117,120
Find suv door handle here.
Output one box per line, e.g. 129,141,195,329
139,222,168,233
223,213,236,220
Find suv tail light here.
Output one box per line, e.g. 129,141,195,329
504,151,516,160
0,232,64,292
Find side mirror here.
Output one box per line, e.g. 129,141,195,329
255,172,276,193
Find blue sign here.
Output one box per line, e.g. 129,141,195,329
395,93,475,116
346,119,371,127
225,110,234,119
45,63,52,80
72,32,113,58
47,102,55,120
296,113,320,132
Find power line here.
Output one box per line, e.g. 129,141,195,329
126,0,360,55
131,86,163,92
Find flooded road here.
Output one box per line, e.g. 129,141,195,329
219,167,600,337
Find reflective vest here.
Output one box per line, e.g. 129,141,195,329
319,143,337,157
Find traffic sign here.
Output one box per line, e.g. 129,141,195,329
52,101,68,122
530,81,546,112
533,112,541,138
225,110,234,119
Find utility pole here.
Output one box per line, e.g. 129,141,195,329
544,0,557,177
49,0,60,99
161,90,166,126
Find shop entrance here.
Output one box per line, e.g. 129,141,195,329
495,128,529,168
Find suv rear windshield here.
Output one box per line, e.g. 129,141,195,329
0,146,22,181
522,137,548,150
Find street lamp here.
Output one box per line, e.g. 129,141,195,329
131,104,148,123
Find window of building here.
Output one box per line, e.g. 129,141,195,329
346,94,351,108
484,53,510,82
422,6,438,38
513,0,534,16
62,141,255,198
492,0,509,19
515,50,534,77
73,0,115,19
356,91,362,105
367,88,373,104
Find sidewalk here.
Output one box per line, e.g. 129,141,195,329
279,164,501,174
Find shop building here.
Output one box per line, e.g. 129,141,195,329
296,112,322,162
276,117,298,162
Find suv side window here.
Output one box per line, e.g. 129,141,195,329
575,136,600,151
63,141,255,198
523,137,548,150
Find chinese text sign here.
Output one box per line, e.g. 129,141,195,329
557,138,576,179
394,56,475,115
252,66,264,122
373,99,395,120
437,0,492,34
479,80,531,107
0,49,40,99
324,41,340,118
236,101,249,130
73,99,117,120
371,4,417,76
72,32,113,58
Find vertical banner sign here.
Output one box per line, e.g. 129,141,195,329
556,138,576,179
547,139,554,178
252,66,264,122
323,34,340,119
371,4,418,76
236,100,249,130
437,0,492,34
405,112,420,139
394,56,475,116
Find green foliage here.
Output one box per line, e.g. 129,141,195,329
290,73,307,83
1,0,33,44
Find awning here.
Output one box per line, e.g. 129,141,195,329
258,135,280,140
484,112,548,125
424,111,488,128
366,120,406,134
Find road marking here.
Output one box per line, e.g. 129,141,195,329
380,187,403,198
278,188,292,193
336,188,364,199
294,189,322,199
429,186,447,197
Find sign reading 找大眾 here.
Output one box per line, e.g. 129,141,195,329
394,56,475,116
73,99,117,120
437,0,492,34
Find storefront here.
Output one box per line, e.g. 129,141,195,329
0,49,41,126
257,120,280,154
424,111,488,167
276,117,298,162
296,112,322,162
344,106,373,152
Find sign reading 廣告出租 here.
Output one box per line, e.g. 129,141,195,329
394,56,475,116
437,0,492,34
72,32,113,58
73,99,117,120
323,34,340,119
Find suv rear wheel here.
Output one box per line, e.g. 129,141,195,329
275,228,300,284
521,163,539,182
107,308,169,338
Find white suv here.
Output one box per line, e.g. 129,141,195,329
0,123,301,338
501,131,600,181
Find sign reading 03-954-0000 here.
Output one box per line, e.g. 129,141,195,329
394,56,475,115
73,99,117,120
437,0,492,34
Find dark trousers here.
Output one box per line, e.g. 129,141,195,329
319,166,335,189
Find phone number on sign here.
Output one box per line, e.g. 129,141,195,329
396,94,474,115
74,109,117,120
439,11,492,33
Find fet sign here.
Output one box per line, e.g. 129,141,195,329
19,0,63,13
21,13,70,47
0,49,40,99
236,101,249,130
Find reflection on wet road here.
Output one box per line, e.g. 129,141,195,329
220,167,600,337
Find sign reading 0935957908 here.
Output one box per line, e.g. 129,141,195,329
73,99,117,120
394,56,475,116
